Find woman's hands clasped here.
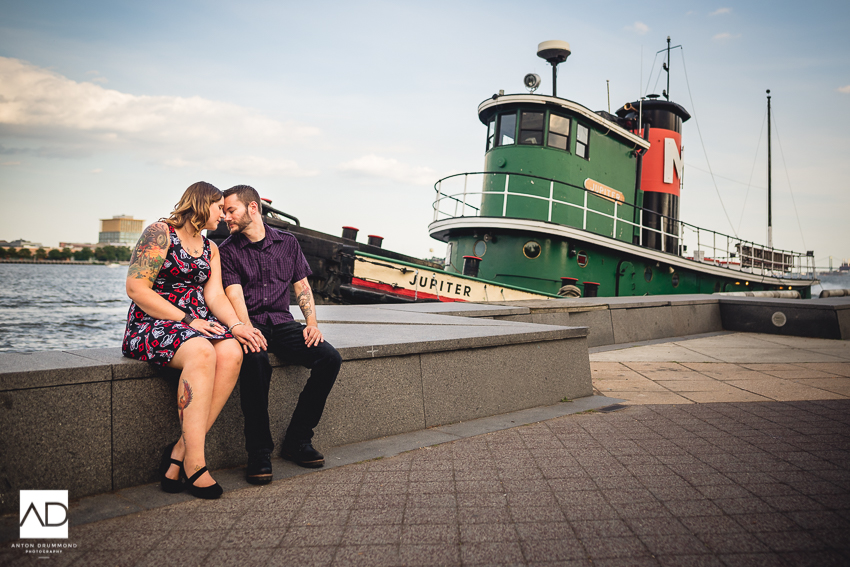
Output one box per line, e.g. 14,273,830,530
231,323,268,353
187,316,266,353
189,318,227,337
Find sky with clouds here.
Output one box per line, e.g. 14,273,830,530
1,0,849,267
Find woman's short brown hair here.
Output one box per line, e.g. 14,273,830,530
162,181,223,235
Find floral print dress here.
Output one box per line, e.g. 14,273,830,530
122,226,233,365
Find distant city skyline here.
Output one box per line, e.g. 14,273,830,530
1,1,849,267
1,213,143,249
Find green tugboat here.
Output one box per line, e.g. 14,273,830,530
426,39,817,299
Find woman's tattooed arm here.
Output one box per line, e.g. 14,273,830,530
127,222,169,283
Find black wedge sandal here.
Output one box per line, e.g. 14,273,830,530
183,465,223,500
159,443,184,494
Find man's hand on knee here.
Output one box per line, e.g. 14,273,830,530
303,325,324,347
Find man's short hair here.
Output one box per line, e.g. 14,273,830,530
224,185,262,210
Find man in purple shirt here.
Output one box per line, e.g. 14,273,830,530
219,185,341,484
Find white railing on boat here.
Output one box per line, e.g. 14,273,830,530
432,172,814,280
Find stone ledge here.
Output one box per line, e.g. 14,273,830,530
721,296,850,310
0,351,113,391
350,302,533,319
0,305,593,514
487,295,850,343
0,320,586,390
296,304,532,325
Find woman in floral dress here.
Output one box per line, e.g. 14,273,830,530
123,181,265,498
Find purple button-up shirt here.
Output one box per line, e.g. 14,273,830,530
219,224,312,326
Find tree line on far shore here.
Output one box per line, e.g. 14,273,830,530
0,246,132,262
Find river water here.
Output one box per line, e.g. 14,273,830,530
0,263,849,353
0,264,129,353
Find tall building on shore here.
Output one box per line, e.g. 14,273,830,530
99,215,143,246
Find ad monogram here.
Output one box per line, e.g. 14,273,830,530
19,490,69,539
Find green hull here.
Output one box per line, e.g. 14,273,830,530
438,220,812,299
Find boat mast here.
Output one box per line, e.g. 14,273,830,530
664,36,671,100
767,89,773,248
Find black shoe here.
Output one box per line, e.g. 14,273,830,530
281,440,324,468
159,442,184,494
246,452,273,485
183,465,223,500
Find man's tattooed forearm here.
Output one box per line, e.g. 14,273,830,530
128,223,168,281
297,288,314,320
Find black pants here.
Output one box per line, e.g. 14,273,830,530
238,320,341,455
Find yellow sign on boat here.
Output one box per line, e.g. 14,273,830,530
584,178,625,204
352,254,552,302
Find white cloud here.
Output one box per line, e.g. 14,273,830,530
213,156,317,177
838,85,850,94
90,168,102,174
165,155,317,177
625,21,649,35
0,57,316,140
2,161,21,166
0,57,319,176
338,155,436,186
163,157,195,168
711,7,731,15
85,70,108,84
712,32,740,41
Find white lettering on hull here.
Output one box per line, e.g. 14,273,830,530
663,137,684,185
353,257,548,302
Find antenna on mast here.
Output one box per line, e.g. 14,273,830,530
656,36,681,101
537,40,571,98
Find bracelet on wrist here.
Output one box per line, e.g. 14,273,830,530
228,321,245,332
182,313,196,326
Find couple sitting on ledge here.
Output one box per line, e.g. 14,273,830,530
122,182,341,499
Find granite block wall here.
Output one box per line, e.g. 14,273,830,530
0,331,590,513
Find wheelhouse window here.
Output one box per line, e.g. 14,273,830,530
496,112,516,146
519,111,545,145
548,113,570,151
576,123,590,159
486,117,496,151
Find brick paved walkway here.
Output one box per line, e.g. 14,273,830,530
5,399,849,566
590,333,850,406
4,332,850,566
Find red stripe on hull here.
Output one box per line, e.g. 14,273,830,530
351,278,467,302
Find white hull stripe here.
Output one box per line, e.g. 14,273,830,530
429,217,816,287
